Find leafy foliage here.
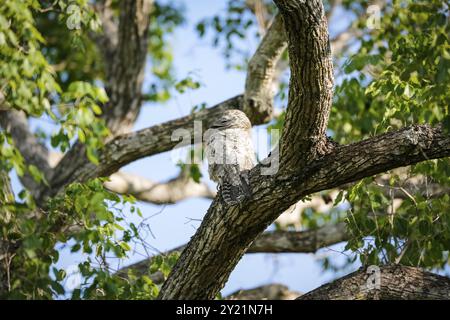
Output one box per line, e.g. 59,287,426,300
0,0,182,299
327,0,450,270
0,0,449,300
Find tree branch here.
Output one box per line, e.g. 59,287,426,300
0,110,51,194
40,3,289,204
102,0,153,135
48,151,215,204
157,124,450,299
227,284,301,300
91,0,118,62
275,0,334,169
40,95,242,202
104,171,215,205
249,222,348,253
298,265,450,300
244,14,287,124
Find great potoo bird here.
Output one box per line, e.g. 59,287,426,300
204,109,256,205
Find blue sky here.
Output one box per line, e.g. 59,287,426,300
10,0,358,297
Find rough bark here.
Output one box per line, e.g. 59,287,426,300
227,284,301,300
47,152,216,205
276,0,334,169
249,222,348,253
298,265,450,300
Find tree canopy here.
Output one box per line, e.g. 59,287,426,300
0,0,449,300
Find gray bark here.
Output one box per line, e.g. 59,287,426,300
228,284,301,300
299,265,450,300
244,14,287,124
104,171,216,205
38,95,243,203
277,0,334,169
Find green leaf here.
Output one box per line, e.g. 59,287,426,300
119,241,131,252
71,243,81,253
333,191,344,206
86,147,99,165
190,164,202,183
28,164,43,183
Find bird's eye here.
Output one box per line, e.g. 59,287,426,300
210,117,231,128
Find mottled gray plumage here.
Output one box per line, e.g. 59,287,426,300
205,109,256,205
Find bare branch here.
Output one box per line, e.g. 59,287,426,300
48,151,215,204
330,28,362,56
249,222,348,253
104,171,215,205
244,14,287,124
298,265,450,300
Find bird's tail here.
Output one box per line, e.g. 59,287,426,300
221,166,252,205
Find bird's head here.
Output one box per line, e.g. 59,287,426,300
209,109,252,130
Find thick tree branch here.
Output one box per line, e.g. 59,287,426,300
249,222,348,253
103,0,153,135
227,284,301,300
244,14,287,124
275,0,334,169
298,265,450,300
157,124,450,299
